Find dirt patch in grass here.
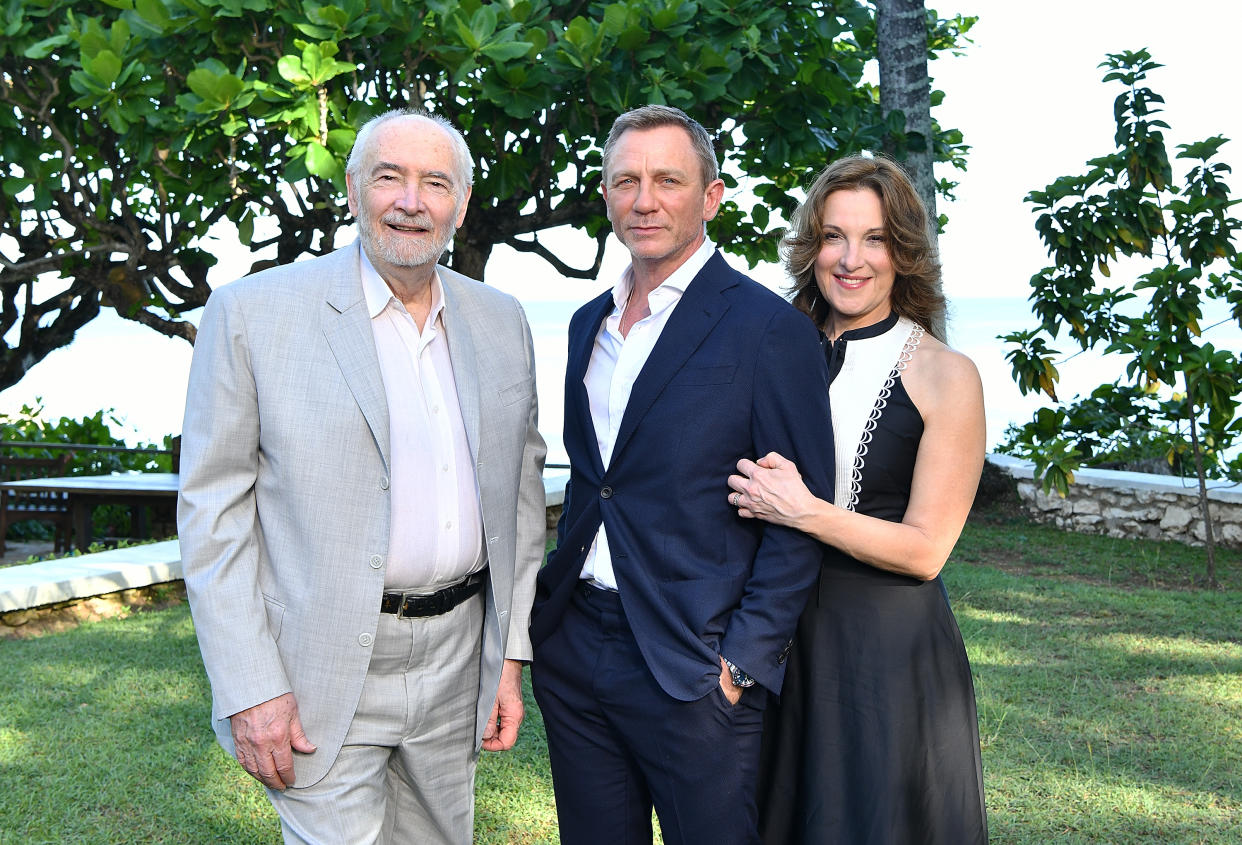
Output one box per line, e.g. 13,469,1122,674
0,581,187,639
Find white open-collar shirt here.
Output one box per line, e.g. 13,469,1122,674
580,237,716,590
361,249,484,591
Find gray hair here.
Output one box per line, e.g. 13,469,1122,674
601,105,719,188
346,108,475,188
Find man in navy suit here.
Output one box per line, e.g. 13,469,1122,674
530,105,834,845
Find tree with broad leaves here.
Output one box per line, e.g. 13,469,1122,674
1,0,973,391
1001,49,1242,588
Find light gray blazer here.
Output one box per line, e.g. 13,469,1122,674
178,241,546,787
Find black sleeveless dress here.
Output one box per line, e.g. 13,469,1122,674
757,314,988,844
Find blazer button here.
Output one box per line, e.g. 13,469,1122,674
369,554,384,569
379,476,390,490
600,485,613,499
777,640,793,664
358,632,374,647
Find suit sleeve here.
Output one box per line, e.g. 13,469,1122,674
177,286,292,720
720,306,833,694
504,303,548,661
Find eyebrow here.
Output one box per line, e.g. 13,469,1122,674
610,166,689,183
369,161,456,186
821,223,886,233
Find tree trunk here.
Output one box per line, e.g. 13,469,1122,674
877,0,944,340
449,235,494,283
1187,403,1219,588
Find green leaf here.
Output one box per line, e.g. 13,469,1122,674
276,55,309,86
454,13,481,50
237,212,254,246
24,35,71,60
134,0,172,31
87,50,123,86
326,127,356,155
109,15,131,54
470,4,498,43
304,141,340,179
186,68,244,106
480,40,533,62
564,16,593,49
3,176,33,196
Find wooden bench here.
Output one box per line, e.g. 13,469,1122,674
0,455,72,554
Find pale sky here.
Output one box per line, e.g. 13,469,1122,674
2,1,1239,451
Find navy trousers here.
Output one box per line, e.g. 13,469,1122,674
532,583,764,845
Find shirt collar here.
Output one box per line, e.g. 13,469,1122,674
359,244,446,326
610,237,717,312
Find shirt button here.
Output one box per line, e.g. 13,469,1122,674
445,520,453,530
369,554,383,569
358,633,374,647
600,486,613,499
432,405,440,414
380,476,390,490
442,464,449,473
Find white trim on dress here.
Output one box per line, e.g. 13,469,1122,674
829,318,924,511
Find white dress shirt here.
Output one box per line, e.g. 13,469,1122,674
361,250,483,591
580,237,717,590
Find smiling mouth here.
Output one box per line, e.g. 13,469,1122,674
835,274,869,289
383,215,433,234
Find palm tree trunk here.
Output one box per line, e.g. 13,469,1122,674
877,0,944,339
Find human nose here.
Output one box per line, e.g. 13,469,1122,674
633,179,658,214
839,238,863,270
394,182,427,213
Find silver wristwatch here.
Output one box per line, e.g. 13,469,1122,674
722,656,756,688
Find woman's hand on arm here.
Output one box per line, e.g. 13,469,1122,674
728,343,986,581
728,451,828,532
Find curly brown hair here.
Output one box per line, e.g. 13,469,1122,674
784,155,945,341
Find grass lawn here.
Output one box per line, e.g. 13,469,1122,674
1,516,1239,843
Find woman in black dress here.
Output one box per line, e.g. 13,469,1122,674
727,156,988,844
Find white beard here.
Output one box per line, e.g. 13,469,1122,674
359,210,456,269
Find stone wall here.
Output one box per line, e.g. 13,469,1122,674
987,454,1242,548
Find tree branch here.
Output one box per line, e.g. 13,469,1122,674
505,230,608,279
0,243,130,282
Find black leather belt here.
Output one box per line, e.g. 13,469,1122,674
380,571,485,619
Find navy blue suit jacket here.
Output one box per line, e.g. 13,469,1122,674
531,252,834,700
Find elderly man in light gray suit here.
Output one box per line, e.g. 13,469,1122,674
178,108,546,844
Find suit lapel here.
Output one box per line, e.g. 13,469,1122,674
322,244,391,471
610,253,734,462
440,270,482,463
567,291,613,478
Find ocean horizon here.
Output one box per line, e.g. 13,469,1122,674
1,292,1235,464
523,295,1134,465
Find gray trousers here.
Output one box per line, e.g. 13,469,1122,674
267,592,484,844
